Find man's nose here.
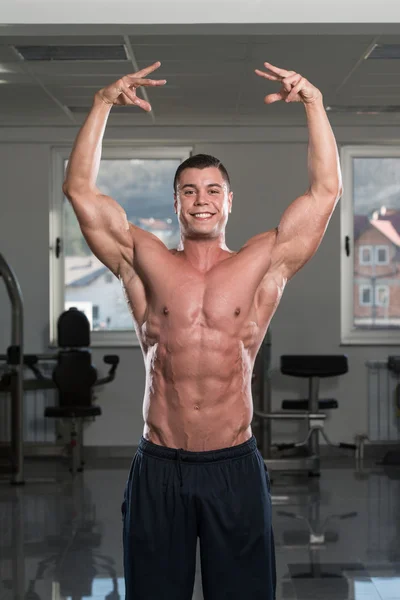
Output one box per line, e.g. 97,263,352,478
194,193,209,204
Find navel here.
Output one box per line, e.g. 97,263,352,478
163,307,169,316
234,307,241,316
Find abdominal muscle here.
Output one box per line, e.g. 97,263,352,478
141,323,256,451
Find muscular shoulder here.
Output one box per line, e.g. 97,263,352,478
240,228,278,253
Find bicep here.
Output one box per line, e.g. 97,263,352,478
272,190,337,280
67,191,134,277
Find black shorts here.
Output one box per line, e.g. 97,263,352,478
121,435,276,600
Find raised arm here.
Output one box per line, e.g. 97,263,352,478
63,62,166,277
255,62,342,281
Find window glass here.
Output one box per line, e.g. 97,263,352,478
360,285,372,306
353,158,400,329
359,246,372,265
63,159,181,331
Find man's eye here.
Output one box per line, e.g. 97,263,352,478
209,189,219,194
184,190,194,195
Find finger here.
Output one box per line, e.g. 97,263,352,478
283,73,302,87
282,74,301,93
131,95,152,111
125,77,167,88
286,78,305,102
254,69,280,82
263,61,291,78
119,84,139,105
135,78,167,87
264,92,285,105
132,61,162,78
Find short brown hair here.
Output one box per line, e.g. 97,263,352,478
173,154,231,192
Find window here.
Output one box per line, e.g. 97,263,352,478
375,245,389,265
51,146,191,346
359,245,373,265
375,285,389,307
341,147,400,344
359,285,372,306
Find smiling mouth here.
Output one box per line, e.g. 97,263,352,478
190,212,216,221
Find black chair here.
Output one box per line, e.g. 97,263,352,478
281,355,348,412
276,355,355,474
44,308,119,474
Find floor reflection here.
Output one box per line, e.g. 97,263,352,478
0,459,399,599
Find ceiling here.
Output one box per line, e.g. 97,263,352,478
1,29,400,127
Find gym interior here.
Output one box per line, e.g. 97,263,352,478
1,4,400,600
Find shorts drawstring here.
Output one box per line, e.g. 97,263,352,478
177,449,183,487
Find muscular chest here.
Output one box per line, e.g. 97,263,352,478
167,276,253,328
142,279,259,358
125,251,280,346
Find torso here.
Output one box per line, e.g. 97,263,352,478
120,227,286,451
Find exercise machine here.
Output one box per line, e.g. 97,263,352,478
27,307,119,474
0,253,24,484
252,338,357,475
0,253,119,484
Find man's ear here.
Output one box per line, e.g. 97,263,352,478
174,194,177,214
228,191,233,213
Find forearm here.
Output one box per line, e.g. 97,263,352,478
63,94,112,194
304,96,342,198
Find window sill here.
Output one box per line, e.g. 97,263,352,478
340,330,400,346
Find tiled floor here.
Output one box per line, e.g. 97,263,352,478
0,456,399,599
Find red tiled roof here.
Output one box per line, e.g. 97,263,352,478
370,219,400,247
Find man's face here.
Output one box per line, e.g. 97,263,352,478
174,167,233,239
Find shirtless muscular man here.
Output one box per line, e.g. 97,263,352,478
63,60,342,600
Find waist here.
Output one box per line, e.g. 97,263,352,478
138,434,257,463
142,389,253,450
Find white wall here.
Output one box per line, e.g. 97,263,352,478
1,0,400,24
0,125,397,449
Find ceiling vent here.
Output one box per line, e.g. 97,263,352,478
365,44,400,59
13,45,128,61
326,105,400,114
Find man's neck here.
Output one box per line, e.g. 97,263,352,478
177,236,231,272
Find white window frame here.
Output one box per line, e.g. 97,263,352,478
341,145,400,345
50,144,192,347
359,245,373,265
375,285,390,307
375,245,389,265
359,284,372,307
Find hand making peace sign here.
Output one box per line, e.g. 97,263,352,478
255,62,322,105
97,61,166,112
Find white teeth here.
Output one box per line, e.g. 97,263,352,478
193,213,213,218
